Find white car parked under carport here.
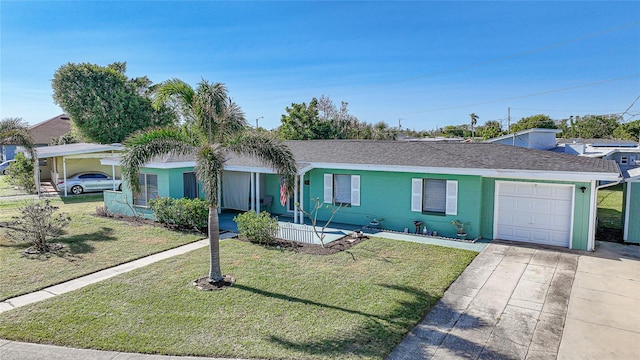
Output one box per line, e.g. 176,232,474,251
57,171,122,195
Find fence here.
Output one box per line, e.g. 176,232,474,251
277,222,318,244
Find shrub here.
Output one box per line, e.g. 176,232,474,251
149,197,208,233
95,206,111,217
234,211,278,245
4,199,71,253
6,153,35,194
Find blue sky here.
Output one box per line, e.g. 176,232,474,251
1,1,639,131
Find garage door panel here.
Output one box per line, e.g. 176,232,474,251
496,182,573,247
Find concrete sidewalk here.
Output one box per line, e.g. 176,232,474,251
0,235,242,313
0,340,249,360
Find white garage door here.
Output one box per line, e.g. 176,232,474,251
494,181,574,247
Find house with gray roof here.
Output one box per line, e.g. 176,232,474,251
1,114,71,162
101,140,621,251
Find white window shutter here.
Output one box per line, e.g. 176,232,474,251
350,175,360,206
445,180,458,215
411,178,423,212
323,174,333,203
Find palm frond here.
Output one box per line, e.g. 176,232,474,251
0,118,36,159
217,99,247,141
153,79,195,124
121,127,197,193
227,132,298,195
195,144,226,205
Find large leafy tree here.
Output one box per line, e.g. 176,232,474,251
480,120,504,140
0,117,35,159
122,79,297,283
510,114,557,133
613,119,640,141
278,95,396,140
571,115,620,139
52,62,176,144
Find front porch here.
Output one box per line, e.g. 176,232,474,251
218,210,489,251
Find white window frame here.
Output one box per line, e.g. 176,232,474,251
411,178,457,215
620,156,628,165
323,173,360,206
133,173,158,207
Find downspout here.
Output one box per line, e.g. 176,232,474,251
250,172,255,212
256,172,260,213
624,182,631,241
294,176,299,224
34,155,41,198
588,177,624,251
63,156,67,197
299,172,305,224
111,164,116,190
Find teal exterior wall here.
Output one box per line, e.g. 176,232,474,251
265,169,484,239
479,178,592,250
624,182,640,244
102,164,599,250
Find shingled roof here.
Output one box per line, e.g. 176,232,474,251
224,140,620,175
29,114,71,144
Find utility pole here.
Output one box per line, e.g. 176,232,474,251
507,107,511,134
255,116,263,129
398,118,402,130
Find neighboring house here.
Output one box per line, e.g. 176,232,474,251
0,114,71,161
486,130,640,245
102,140,620,251
484,128,563,150
32,143,124,195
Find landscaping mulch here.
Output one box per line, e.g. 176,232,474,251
240,233,368,255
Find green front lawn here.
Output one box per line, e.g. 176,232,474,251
597,184,623,229
0,196,203,300
0,238,476,360
0,175,29,197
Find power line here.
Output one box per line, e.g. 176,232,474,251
621,94,640,120
351,21,640,91
391,74,640,116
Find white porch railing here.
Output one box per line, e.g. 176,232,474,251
277,222,317,244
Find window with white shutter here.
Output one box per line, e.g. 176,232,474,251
411,178,458,215
324,173,360,206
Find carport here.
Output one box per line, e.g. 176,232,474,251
31,143,124,196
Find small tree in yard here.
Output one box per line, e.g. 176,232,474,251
4,200,71,253
6,153,36,194
297,197,343,248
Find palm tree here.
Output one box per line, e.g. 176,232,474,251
0,117,36,160
121,79,297,283
469,113,479,139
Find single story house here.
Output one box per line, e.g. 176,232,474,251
102,140,620,251
1,114,71,162
484,128,563,150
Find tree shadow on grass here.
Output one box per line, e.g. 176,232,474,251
248,282,512,359
58,226,116,254
234,283,440,358
13,227,117,261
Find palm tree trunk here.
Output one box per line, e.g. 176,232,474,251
208,205,223,282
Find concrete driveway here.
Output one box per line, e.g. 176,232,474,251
388,240,640,360
557,241,640,360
